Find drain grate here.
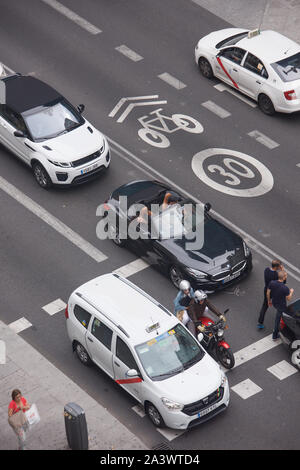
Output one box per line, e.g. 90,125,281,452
152,442,174,451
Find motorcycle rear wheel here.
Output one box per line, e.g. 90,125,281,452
216,345,235,369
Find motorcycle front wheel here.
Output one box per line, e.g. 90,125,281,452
216,345,235,369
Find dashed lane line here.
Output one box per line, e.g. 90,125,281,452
41,0,102,34
248,130,279,149
201,100,231,118
0,176,107,263
231,378,262,399
112,258,150,278
267,360,298,380
115,45,143,62
42,298,67,315
158,73,186,90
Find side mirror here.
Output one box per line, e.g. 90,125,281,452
14,130,25,138
126,369,139,378
204,202,211,213
197,332,204,343
77,104,85,114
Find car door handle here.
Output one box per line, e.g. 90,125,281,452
87,336,93,343
232,68,238,72
114,361,120,367
256,80,261,84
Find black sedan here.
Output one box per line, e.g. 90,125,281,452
103,180,252,292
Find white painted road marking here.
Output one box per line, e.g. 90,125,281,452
214,83,257,108
42,298,66,316
158,73,186,90
157,427,185,441
0,176,107,263
192,148,274,197
231,379,262,399
248,130,279,149
115,45,143,62
201,100,231,118
109,96,167,123
0,340,5,364
113,258,149,278
8,317,32,334
41,0,102,34
267,360,298,380
234,334,282,368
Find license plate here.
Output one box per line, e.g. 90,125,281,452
223,271,240,283
81,162,99,174
198,403,218,418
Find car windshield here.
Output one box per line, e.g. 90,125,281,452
22,100,82,141
151,202,204,239
271,52,300,82
135,323,204,381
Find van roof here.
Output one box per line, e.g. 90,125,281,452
72,273,177,344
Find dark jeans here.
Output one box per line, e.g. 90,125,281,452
258,288,268,324
273,308,285,339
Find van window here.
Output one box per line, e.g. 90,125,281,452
116,337,139,371
73,305,91,329
91,318,113,350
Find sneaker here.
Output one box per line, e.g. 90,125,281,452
257,323,265,329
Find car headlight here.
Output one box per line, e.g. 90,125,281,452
220,374,227,388
185,268,208,279
161,397,184,411
243,241,250,257
48,159,72,168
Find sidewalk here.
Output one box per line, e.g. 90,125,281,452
0,320,146,450
192,0,300,44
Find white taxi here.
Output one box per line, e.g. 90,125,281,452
65,273,230,430
195,28,300,114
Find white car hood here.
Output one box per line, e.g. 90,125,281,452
155,353,223,405
39,124,105,162
197,28,248,50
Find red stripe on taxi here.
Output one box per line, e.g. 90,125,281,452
217,57,239,89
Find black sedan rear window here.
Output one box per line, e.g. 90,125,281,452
216,32,248,49
271,52,300,82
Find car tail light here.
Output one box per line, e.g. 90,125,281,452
284,90,296,100
103,200,110,211
280,318,285,330
65,305,69,319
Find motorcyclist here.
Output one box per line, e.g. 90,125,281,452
184,290,225,337
173,280,195,315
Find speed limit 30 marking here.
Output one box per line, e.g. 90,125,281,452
192,148,274,197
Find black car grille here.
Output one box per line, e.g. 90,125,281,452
71,148,102,168
182,387,224,416
211,260,246,281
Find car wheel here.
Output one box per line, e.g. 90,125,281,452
291,348,300,370
258,94,275,115
75,342,92,366
145,402,165,428
32,162,52,189
169,265,184,289
108,224,126,247
198,57,214,79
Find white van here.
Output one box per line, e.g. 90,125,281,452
65,273,230,430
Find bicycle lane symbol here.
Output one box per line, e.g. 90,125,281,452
192,148,274,197
137,108,204,148
108,96,204,148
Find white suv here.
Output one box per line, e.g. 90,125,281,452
65,273,230,430
0,73,110,188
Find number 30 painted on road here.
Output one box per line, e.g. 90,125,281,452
192,148,274,197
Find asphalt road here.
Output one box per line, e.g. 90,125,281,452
0,0,299,450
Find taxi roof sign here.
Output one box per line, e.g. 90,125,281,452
248,29,260,39
146,322,160,333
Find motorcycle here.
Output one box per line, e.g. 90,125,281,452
196,309,235,369
279,298,300,370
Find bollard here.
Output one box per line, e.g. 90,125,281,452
64,402,88,450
